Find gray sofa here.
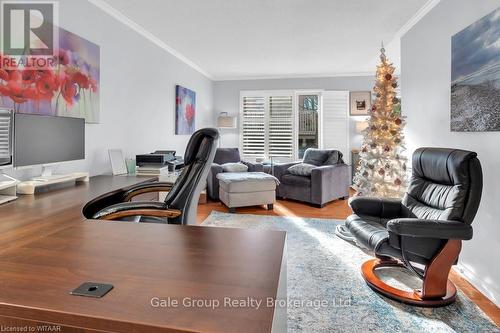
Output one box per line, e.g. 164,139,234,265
274,148,349,207
207,148,263,200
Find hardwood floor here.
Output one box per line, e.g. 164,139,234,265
196,197,500,326
196,197,352,223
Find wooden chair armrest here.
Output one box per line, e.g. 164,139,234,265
123,183,173,201
98,208,182,221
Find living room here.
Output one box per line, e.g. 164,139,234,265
0,0,498,332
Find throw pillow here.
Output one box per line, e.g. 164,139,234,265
303,149,329,166
288,163,316,176
221,162,248,172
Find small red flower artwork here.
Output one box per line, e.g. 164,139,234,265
175,85,196,135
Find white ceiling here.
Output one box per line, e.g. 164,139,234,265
97,0,430,80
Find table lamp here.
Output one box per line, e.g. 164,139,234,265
217,112,237,147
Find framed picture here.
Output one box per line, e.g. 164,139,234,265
451,7,500,132
0,27,100,123
350,91,371,116
175,85,196,135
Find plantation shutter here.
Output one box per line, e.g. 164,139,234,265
321,91,350,163
0,109,12,166
241,96,266,158
240,92,295,160
268,95,294,159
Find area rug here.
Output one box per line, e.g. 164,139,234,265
202,211,499,333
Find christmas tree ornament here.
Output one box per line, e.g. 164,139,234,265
353,46,408,198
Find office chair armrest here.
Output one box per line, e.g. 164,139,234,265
93,201,181,220
349,197,402,219
122,182,173,201
387,218,473,240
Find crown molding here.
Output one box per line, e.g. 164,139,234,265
87,0,213,80
395,0,441,39
213,71,375,82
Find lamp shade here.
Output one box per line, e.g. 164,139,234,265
217,113,237,128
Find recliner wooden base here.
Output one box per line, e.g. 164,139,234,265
361,239,461,307
361,259,457,307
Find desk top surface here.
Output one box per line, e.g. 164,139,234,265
0,175,286,332
0,175,155,253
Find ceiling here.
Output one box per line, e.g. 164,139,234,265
98,0,430,80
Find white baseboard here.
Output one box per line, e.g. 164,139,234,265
455,263,500,307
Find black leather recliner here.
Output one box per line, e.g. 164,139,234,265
83,128,219,225
346,147,482,307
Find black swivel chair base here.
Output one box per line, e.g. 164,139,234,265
361,240,461,307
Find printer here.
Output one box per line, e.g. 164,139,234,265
136,150,184,172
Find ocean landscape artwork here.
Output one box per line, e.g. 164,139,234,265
0,27,100,123
451,7,500,131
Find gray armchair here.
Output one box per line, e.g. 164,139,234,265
207,148,263,200
274,148,349,207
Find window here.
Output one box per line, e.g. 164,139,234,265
321,91,350,164
297,94,319,158
240,90,349,162
240,92,295,160
269,96,294,158
240,96,266,158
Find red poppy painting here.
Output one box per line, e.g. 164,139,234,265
0,28,100,123
175,85,196,135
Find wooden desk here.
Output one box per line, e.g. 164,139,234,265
0,175,287,332
0,175,156,254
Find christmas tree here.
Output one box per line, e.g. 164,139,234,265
353,46,407,198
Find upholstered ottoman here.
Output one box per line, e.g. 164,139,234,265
216,172,278,213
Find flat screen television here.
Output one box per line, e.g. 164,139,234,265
14,114,85,168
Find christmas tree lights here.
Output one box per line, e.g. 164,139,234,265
353,46,407,198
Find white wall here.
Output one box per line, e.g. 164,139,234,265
6,0,214,179
401,0,500,306
214,76,375,153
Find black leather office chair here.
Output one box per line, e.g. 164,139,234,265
346,148,482,307
83,128,219,225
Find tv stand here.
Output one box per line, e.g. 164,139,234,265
17,172,89,194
